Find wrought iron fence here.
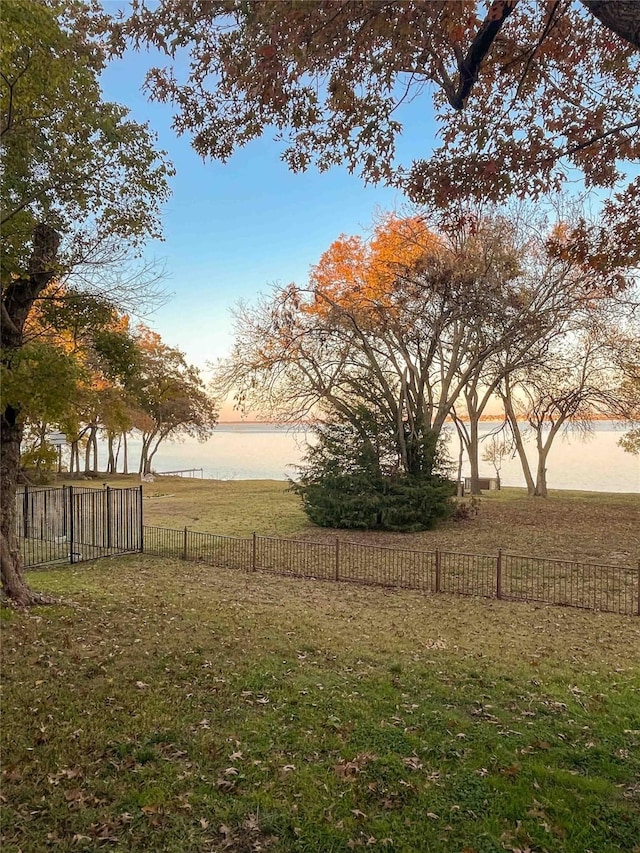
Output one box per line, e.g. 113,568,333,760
16,485,143,567
143,526,640,617
15,485,637,615
143,526,251,570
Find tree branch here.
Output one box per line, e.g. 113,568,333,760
580,0,640,50
449,0,519,110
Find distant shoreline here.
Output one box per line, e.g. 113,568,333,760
216,415,625,426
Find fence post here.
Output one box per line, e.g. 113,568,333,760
182,526,188,561
68,485,74,564
335,537,340,581
637,560,640,617
496,549,503,600
435,549,441,594
105,486,112,549
252,532,257,571
138,485,144,553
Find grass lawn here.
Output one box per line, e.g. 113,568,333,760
2,556,640,852
59,475,640,565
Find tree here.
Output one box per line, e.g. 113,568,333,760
619,430,640,455
18,286,142,476
615,355,640,456
292,408,455,532
448,210,600,494
1,0,172,604
500,308,639,496
0,337,83,470
216,213,553,488
116,0,640,274
481,431,514,490
132,328,218,476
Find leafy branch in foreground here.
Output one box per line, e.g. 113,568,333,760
116,0,640,274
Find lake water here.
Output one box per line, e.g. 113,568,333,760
100,421,640,493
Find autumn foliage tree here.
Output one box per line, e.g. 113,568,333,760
116,0,640,276
1,287,133,479
131,328,218,476
215,212,558,525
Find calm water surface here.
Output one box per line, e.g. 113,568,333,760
107,421,639,493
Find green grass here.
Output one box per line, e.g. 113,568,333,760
59,475,640,566
59,475,311,538
2,557,640,852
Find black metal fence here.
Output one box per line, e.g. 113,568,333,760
143,526,640,617
16,485,143,567
15,485,638,616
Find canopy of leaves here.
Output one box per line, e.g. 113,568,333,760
132,328,218,443
5,285,143,439
1,0,174,285
0,340,83,431
115,0,639,271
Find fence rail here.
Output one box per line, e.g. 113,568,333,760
143,526,640,617
16,484,638,616
17,485,143,567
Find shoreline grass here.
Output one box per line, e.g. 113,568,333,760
54,475,640,566
2,557,640,852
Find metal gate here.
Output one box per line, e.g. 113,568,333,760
16,485,143,567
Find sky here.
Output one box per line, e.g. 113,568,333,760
99,29,436,420
97,8,637,424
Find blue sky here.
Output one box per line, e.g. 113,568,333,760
100,41,436,394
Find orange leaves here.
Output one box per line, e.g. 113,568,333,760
309,215,441,317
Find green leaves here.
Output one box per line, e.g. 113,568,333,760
1,0,173,283
292,412,455,532
0,340,83,426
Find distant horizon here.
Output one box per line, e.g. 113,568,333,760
215,413,625,426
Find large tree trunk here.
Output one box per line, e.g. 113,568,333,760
467,417,482,495
456,429,464,496
533,430,548,497
1,411,31,604
91,428,98,472
145,431,168,475
84,422,99,474
69,440,79,474
84,429,93,473
1,224,60,605
581,1,640,50
139,432,153,476
107,432,116,474
532,418,567,497
534,453,549,497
